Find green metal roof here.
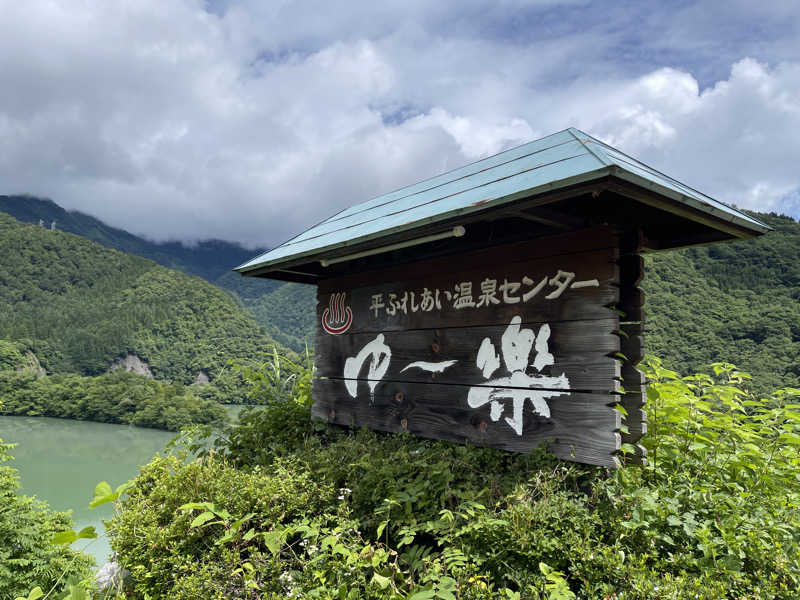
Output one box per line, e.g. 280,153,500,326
236,127,769,273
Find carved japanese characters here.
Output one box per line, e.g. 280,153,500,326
343,334,390,400
467,317,569,436
341,316,571,437
313,235,624,467
368,271,600,319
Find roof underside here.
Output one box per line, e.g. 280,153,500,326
237,128,770,283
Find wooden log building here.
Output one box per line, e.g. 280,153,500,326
235,128,769,468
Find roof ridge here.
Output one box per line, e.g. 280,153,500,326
567,127,613,167
283,130,582,237
574,129,738,208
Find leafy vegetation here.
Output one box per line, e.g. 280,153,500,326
645,212,800,393
0,341,29,372
0,212,284,382
3,198,798,598
0,427,94,599
0,195,319,352
0,370,225,431
102,359,800,599
195,348,313,406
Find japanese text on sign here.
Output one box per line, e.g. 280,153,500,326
368,271,599,318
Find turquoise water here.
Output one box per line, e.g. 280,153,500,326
0,416,174,566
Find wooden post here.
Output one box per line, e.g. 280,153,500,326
617,230,647,465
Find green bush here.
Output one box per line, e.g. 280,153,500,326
0,370,226,430
106,359,800,599
106,454,340,599
0,340,26,371
0,440,94,600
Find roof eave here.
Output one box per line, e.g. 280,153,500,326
610,168,772,236
235,165,772,277
234,166,614,274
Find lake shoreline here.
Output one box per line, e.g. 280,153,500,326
0,415,176,566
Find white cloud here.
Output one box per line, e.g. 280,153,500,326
405,108,533,159
0,1,797,248
581,59,800,216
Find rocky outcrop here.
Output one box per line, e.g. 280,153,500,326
96,560,129,591
20,351,46,377
108,354,153,378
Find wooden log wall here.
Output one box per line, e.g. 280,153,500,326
617,230,648,465
313,228,629,468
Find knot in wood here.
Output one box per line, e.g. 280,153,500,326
394,392,404,403
431,342,440,353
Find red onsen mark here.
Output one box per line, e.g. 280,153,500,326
322,292,353,335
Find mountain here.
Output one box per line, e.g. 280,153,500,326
0,212,283,382
0,195,256,281
645,212,800,393
0,195,313,350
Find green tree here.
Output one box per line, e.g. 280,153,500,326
0,430,93,599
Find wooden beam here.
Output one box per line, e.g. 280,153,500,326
607,180,756,240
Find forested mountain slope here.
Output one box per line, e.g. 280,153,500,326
645,212,800,392
236,278,317,351
0,195,256,282
0,195,313,350
0,212,282,382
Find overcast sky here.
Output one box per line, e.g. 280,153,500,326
1,1,798,248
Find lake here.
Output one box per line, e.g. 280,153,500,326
0,416,175,565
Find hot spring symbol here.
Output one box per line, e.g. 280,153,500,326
322,292,353,335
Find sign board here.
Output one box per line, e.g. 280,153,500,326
312,228,646,468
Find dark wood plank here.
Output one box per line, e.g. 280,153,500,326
619,343,647,445
620,395,646,444
312,231,633,468
318,227,619,293
317,319,621,392
621,407,647,443
617,287,644,322
550,442,621,469
620,334,644,366
619,321,643,336
618,254,644,288
317,250,619,335
620,391,646,410
313,378,621,468
620,372,647,445
621,363,646,388
618,229,644,256
615,230,648,457
617,241,644,327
